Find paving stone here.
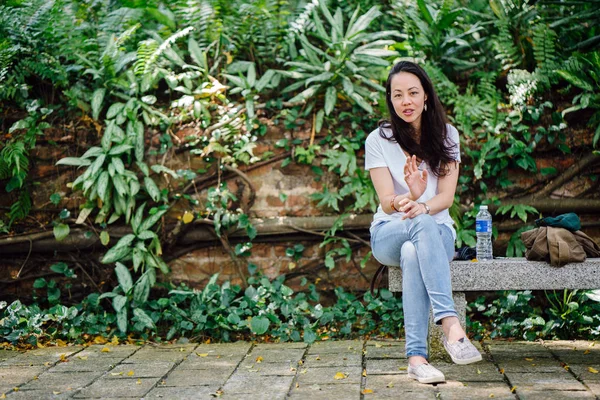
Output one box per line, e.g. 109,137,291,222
74,345,139,359
296,366,362,385
177,351,245,370
221,374,294,394
21,371,104,391
48,357,124,372
194,342,252,356
105,361,174,378
587,382,600,396
496,357,566,373
365,358,407,375
0,350,18,362
143,343,197,351
145,385,219,398
73,376,161,398
0,347,82,366
0,365,47,385
3,388,72,399
435,362,505,382
302,352,362,367
121,348,187,363
246,348,305,363
253,342,307,350
162,368,231,386
436,381,516,400
363,374,438,398
307,340,362,354
505,372,587,391
364,344,405,359
288,383,360,400
515,388,595,399
237,361,297,376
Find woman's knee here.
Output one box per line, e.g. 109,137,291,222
400,241,417,266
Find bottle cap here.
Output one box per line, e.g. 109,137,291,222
480,205,488,210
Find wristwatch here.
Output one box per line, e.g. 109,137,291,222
419,202,430,214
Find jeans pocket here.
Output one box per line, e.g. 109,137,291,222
370,219,390,248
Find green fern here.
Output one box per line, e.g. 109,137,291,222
532,23,558,89
134,39,159,76
493,19,521,71
8,189,31,226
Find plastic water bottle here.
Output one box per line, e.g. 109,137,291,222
476,205,493,261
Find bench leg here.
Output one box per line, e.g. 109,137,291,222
428,292,466,361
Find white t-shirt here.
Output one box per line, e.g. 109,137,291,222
364,124,461,239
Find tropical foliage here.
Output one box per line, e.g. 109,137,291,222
1,0,599,344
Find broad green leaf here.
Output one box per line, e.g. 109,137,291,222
289,85,321,103
81,146,104,159
556,70,593,91
53,223,70,242
76,208,93,224
111,157,125,175
346,6,382,38
132,203,146,234
100,231,110,246
246,99,254,118
188,37,207,69
133,274,150,305
137,230,156,240
250,316,269,335
113,294,127,313
90,154,106,176
117,307,127,333
255,70,275,92
106,103,125,119
136,161,150,176
151,164,178,178
115,262,133,293
112,174,128,197
247,63,256,87
315,109,325,133
56,157,92,167
417,0,434,25
305,71,334,86
91,88,106,120
139,209,167,232
108,144,134,156
144,176,161,202
324,86,337,116
133,308,156,329
350,92,373,113
96,171,110,202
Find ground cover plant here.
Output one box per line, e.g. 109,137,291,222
1,0,599,346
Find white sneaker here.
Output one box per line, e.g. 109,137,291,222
442,336,483,365
407,363,445,384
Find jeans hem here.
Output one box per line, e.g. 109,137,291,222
433,311,459,325
406,352,429,359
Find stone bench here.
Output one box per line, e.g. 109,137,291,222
388,258,600,360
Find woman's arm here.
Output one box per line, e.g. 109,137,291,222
370,167,414,214
397,161,459,219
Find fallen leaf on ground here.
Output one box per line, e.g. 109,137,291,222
44,362,51,367
315,356,321,361
0,394,5,399
524,358,534,361
94,336,107,344
127,370,135,376
101,347,111,353
59,354,68,362
111,372,124,376
334,372,348,380
386,382,394,388
375,343,383,348
588,367,599,374
78,356,88,360
300,368,308,374
489,394,494,398
55,339,67,347
53,391,61,395
256,356,264,363
295,382,299,388
584,350,591,355
510,386,517,393
398,366,407,371
110,336,119,345
362,389,373,394
136,378,141,385
196,353,209,357
477,368,482,374
182,211,194,224
362,369,367,377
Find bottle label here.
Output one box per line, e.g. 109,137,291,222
476,220,491,233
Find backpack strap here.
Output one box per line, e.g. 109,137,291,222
370,264,388,297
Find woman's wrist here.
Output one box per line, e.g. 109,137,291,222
390,195,400,212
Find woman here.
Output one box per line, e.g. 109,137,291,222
365,61,482,384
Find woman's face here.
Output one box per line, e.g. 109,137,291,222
390,72,428,131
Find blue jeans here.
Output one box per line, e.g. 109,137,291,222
370,214,457,359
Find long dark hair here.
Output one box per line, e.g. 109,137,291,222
379,61,456,177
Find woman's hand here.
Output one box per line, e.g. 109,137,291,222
398,198,427,220
404,155,428,200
